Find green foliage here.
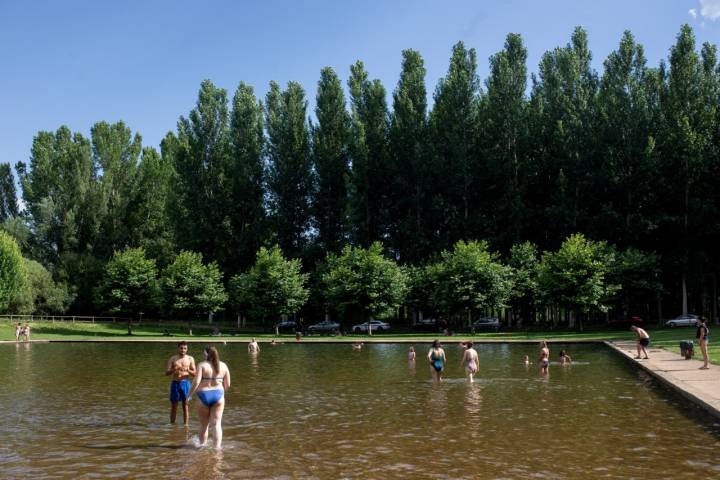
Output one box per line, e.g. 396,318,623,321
229,246,309,326
266,81,313,257
322,242,409,321
162,251,227,317
507,241,540,319
537,234,619,313
0,164,18,221
0,231,25,312
312,67,351,253
95,248,159,316
11,259,73,314
430,240,513,319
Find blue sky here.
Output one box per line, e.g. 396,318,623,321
1,0,719,172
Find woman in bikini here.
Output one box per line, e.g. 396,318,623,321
427,339,446,382
696,318,710,369
189,345,231,448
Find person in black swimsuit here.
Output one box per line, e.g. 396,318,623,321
696,319,710,369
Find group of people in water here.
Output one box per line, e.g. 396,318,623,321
14,323,30,342
414,339,567,383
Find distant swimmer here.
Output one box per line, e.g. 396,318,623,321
461,341,479,382
189,346,231,448
248,338,260,354
538,341,550,374
165,341,196,425
523,355,530,366
631,326,650,359
427,339,446,382
352,342,363,350
408,346,416,361
559,350,572,365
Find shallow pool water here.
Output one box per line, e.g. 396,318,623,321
1,342,718,479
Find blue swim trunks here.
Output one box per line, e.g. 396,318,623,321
169,379,191,403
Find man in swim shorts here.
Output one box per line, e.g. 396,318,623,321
461,341,479,382
248,337,260,353
165,341,196,425
631,325,650,359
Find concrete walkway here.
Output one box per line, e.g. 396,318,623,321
608,340,720,420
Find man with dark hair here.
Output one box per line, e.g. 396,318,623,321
631,325,650,359
165,341,196,424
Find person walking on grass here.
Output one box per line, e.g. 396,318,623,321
696,318,710,369
165,341,196,425
189,346,231,449
631,325,650,359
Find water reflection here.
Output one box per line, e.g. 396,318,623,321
1,343,719,478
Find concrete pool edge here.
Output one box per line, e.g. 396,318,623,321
606,340,720,421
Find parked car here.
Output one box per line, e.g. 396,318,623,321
412,318,444,332
607,315,643,328
274,319,299,333
307,320,340,335
472,316,501,332
352,320,391,333
664,314,700,328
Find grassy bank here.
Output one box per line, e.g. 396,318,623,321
1,321,716,364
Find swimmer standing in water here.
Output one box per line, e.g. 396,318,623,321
523,355,530,366
248,338,260,354
427,339,446,382
461,341,479,382
408,346,416,361
538,341,550,375
559,350,572,365
165,341,196,425
189,346,231,448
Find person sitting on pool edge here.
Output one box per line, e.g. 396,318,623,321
631,325,650,359
165,341,196,425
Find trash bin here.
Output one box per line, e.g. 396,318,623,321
679,340,694,359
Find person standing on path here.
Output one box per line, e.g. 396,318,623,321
165,341,196,425
631,325,650,359
696,318,710,369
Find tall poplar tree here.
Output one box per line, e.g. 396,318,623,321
312,67,351,253
388,49,429,262
348,61,390,247
265,81,313,257
429,41,480,250
228,82,266,270
484,33,529,248
0,164,18,221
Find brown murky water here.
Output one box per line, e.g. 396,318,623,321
1,342,719,479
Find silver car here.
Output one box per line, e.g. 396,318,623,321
664,314,699,328
352,320,390,333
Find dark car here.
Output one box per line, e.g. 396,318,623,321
274,319,299,333
307,320,340,335
413,318,444,332
472,316,501,332
607,315,643,328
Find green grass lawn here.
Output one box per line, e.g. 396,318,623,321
1,321,716,364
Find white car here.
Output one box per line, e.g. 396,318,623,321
664,314,700,328
352,320,390,333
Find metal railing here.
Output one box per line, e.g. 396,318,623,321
0,314,132,324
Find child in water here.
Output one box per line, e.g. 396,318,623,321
559,350,572,365
523,355,530,366
408,346,416,361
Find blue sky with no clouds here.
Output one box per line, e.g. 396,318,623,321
1,0,719,171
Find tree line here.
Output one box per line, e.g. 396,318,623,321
0,25,718,325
